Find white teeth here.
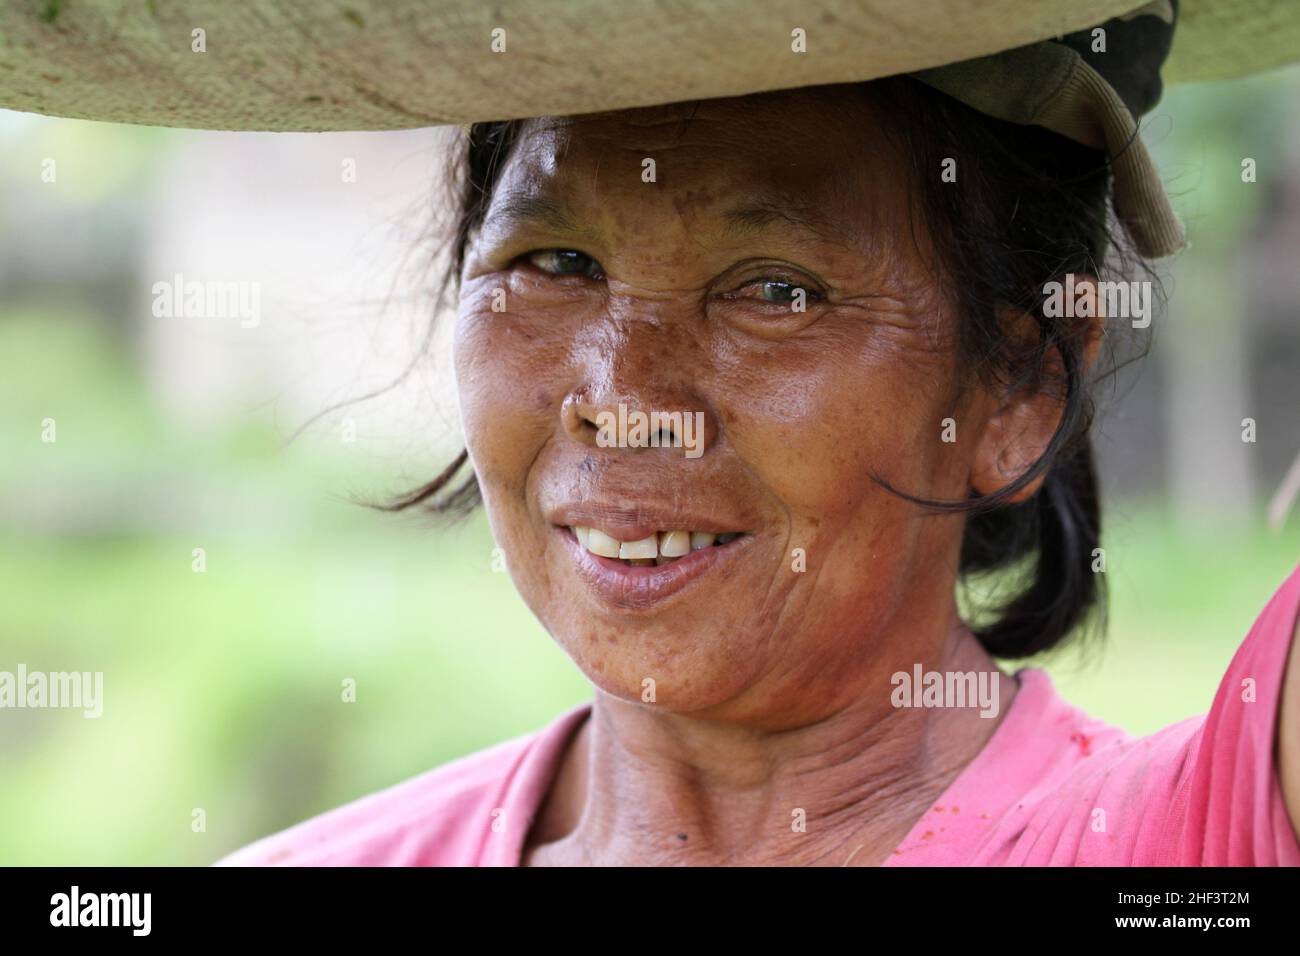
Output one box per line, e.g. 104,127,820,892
690,531,716,551
618,534,658,559
572,524,740,562
585,527,622,558
659,530,691,557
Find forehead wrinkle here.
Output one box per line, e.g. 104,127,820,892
493,96,901,261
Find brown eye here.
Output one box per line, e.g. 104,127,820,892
526,249,605,280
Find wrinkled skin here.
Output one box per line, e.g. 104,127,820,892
453,84,1095,866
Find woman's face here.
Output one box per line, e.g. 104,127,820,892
454,85,1033,726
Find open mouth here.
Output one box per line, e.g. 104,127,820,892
550,512,754,610
566,526,744,566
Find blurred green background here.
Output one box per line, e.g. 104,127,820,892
2,65,1299,866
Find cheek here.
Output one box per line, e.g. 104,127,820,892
453,294,568,615
453,282,568,491
726,334,966,533
725,341,971,629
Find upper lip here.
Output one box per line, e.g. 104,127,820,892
547,501,749,542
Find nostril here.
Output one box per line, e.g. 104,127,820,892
562,393,709,456
561,393,603,446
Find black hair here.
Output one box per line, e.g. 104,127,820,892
385,75,1156,660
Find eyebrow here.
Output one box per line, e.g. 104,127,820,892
482,189,855,250
482,191,600,242
721,198,854,249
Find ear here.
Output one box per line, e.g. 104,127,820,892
970,274,1104,503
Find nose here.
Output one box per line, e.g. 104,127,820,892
560,326,717,458
561,393,713,454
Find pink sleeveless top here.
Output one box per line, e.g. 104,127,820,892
216,561,1300,866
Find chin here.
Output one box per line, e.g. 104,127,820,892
553,621,759,713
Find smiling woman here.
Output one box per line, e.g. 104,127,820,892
415,77,1119,659
7,0,1292,872
212,70,1300,866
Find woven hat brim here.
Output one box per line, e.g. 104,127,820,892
1165,0,1300,81
3,0,1277,133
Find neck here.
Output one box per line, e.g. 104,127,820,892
524,620,1019,866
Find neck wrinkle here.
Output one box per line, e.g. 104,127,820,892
533,623,1015,866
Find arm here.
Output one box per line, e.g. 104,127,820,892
1279,600,1300,840
1175,561,1300,864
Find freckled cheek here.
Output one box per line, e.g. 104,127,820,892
453,304,567,496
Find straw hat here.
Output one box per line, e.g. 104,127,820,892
2,0,1298,257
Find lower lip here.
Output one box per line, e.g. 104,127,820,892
556,527,750,612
